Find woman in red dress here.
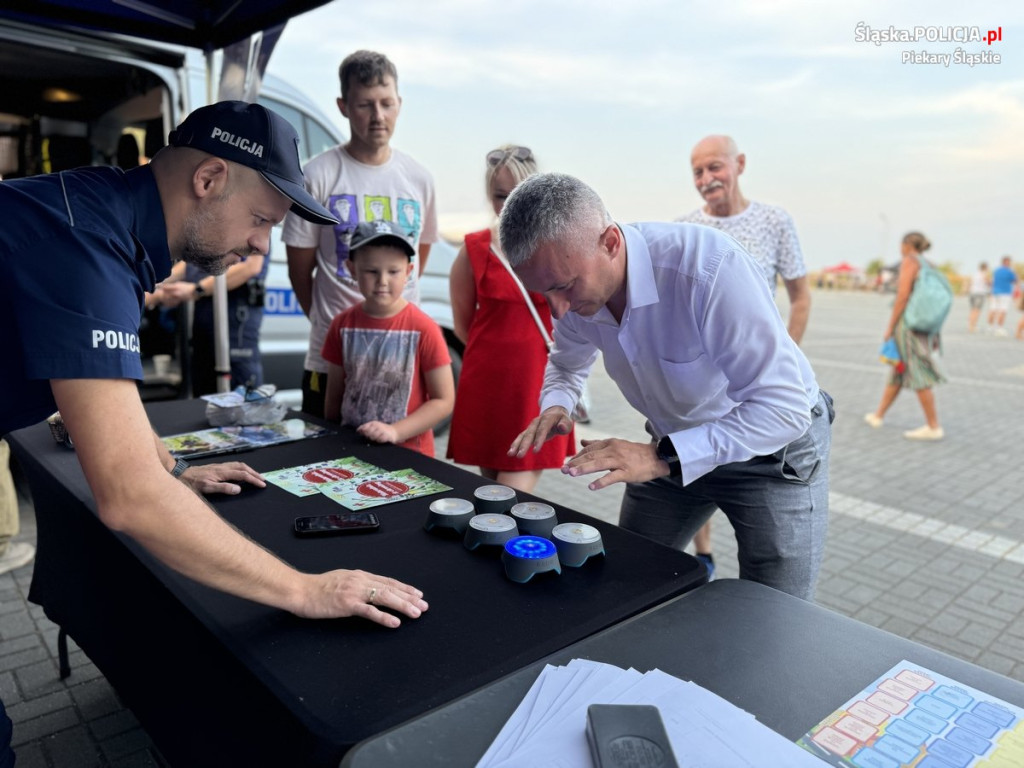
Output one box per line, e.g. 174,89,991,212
446,146,576,492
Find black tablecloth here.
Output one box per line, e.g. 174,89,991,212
10,400,705,767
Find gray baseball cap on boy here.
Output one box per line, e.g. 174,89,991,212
349,220,415,258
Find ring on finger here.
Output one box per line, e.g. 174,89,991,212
368,587,377,604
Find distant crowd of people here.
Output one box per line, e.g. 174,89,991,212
967,256,1022,338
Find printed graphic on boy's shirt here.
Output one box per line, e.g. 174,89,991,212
341,327,420,428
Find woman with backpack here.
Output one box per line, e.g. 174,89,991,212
864,231,946,440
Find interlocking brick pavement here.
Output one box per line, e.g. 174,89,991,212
3,289,1024,765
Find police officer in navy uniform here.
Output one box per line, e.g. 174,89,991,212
0,101,431,758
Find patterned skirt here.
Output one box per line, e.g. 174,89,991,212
888,317,945,390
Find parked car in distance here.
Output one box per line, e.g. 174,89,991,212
419,238,463,378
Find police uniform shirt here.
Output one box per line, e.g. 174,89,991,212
0,165,171,437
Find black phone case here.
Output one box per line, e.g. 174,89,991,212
293,515,380,536
586,704,679,768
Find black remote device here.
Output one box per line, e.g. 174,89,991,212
586,704,680,768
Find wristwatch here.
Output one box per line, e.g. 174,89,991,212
193,282,206,299
171,458,190,478
655,436,682,478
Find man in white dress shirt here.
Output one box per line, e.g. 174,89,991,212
504,173,832,600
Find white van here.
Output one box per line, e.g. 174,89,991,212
0,18,463,407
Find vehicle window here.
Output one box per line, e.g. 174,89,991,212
257,96,309,158
304,118,336,159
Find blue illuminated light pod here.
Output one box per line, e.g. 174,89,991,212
502,536,561,583
510,501,558,538
551,523,605,567
424,497,475,534
463,514,519,551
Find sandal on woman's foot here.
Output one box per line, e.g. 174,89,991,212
903,425,944,441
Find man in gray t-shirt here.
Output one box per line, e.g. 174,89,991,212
283,50,438,418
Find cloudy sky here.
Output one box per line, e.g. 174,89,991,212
267,0,1020,272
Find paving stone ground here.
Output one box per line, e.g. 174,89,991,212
3,289,1023,765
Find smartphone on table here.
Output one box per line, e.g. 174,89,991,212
293,512,380,536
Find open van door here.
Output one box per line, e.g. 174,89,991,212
1,1,337,399
0,21,183,177
0,16,347,403
0,19,193,396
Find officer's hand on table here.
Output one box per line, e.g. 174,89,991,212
357,421,400,444
562,438,671,490
179,461,266,496
508,406,573,458
295,569,428,628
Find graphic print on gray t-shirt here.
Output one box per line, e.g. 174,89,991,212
341,327,420,427
329,194,359,270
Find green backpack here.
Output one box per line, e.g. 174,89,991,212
904,257,953,334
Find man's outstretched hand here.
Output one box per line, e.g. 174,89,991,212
508,406,574,458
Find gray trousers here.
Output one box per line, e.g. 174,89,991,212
619,391,833,601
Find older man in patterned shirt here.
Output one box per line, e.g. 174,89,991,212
678,134,811,343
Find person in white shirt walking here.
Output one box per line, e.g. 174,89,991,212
967,262,990,333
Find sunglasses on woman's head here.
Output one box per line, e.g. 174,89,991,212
486,146,533,166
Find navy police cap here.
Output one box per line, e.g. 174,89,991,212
169,100,337,226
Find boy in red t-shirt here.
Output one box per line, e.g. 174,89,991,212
321,221,454,456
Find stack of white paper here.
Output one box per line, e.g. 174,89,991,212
476,660,826,767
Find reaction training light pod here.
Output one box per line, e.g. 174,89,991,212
502,536,561,583
424,497,475,534
510,501,558,538
463,514,519,550
473,485,517,516
551,522,605,567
